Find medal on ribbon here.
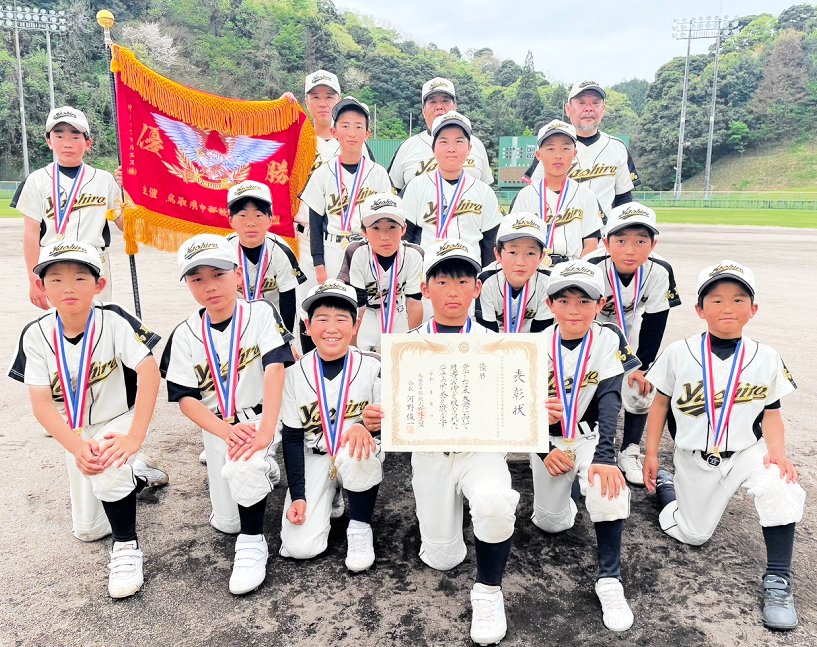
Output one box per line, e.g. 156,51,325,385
503,282,530,333
552,325,594,461
335,158,367,233
313,350,355,480
426,317,472,334
239,241,270,302
538,177,570,252
701,333,745,463
53,310,96,432
435,171,467,240
51,163,87,239
371,250,399,333
608,265,645,343
201,304,243,423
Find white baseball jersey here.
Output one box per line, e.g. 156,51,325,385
160,299,292,414
226,233,304,308
389,131,493,190
15,165,120,249
476,267,552,332
402,173,502,259
409,318,494,335
281,347,381,452
510,180,603,258
530,131,639,216
8,303,160,426
646,334,797,453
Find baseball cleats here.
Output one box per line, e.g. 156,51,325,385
595,577,634,632
330,487,345,519
108,540,144,599
762,575,798,630
229,534,268,595
131,454,169,488
345,525,375,572
470,583,507,645
617,444,644,486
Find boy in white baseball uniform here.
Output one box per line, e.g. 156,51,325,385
644,261,804,631
475,213,552,333
511,120,603,262
17,107,122,309
8,240,161,598
160,234,293,595
337,193,424,352
584,203,681,484
533,260,640,632
279,281,384,571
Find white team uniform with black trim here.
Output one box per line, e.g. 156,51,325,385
338,240,425,352
389,131,494,190
476,267,552,332
279,347,383,559
16,165,120,300
161,299,292,534
510,180,603,259
531,322,637,533
646,334,805,545
8,303,160,541
407,320,520,570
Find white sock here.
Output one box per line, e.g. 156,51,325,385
348,520,370,532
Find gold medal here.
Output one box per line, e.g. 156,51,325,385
563,444,576,463
540,254,552,268
341,236,350,250
328,458,338,481
55,233,64,241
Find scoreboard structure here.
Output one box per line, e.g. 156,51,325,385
498,136,538,189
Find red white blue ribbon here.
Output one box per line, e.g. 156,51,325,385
435,171,467,239
201,304,243,422
53,310,96,429
371,250,399,333
608,265,645,342
538,177,569,249
552,325,594,442
701,333,745,453
313,350,355,458
335,157,366,233
426,317,472,333
503,282,530,333
51,163,86,238
239,241,270,302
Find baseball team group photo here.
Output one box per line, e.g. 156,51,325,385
1,1,815,645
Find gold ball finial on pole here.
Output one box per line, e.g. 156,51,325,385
96,10,115,30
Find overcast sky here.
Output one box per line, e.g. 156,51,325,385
336,1,801,85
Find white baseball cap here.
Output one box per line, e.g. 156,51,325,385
497,213,548,247
536,119,577,147
568,80,607,101
361,193,406,228
697,260,756,298
301,280,359,314
431,111,472,144
332,96,370,123
178,234,237,279
46,106,90,136
422,77,456,103
227,181,272,209
34,239,102,277
423,238,482,278
603,202,659,238
547,260,605,300
305,69,341,95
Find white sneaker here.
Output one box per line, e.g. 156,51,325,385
229,534,268,595
617,444,644,486
595,577,634,632
198,449,207,465
330,487,345,519
108,540,144,599
131,454,169,488
470,583,507,645
345,525,375,572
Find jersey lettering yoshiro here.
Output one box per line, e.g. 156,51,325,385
388,131,494,190
476,267,552,331
160,299,292,414
8,304,160,425
15,165,120,249
511,180,603,258
402,172,502,258
646,334,797,453
226,233,305,308
281,347,381,452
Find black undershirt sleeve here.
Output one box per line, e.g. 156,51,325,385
406,292,422,301
476,314,499,332
277,289,297,335
636,310,669,368
522,159,538,180
612,191,633,208
309,207,326,266
167,381,202,402
261,344,294,369
282,424,307,501
404,220,422,245
530,318,551,333
583,229,602,242
480,225,499,267
592,374,624,465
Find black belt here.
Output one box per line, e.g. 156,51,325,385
701,450,734,467
548,254,569,264
323,232,362,245
216,403,262,421
295,223,307,234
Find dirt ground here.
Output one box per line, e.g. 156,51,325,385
1,221,815,647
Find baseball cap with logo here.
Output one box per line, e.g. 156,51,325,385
568,80,607,101
696,260,756,298
431,111,472,144
497,213,548,248
536,119,577,147
421,77,457,103
301,280,359,314
603,202,659,238
332,96,370,123
46,106,90,136
34,239,102,277
547,259,605,300
361,193,406,228
178,234,237,279
227,181,272,208
304,69,341,95
423,238,482,278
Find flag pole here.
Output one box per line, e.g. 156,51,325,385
96,9,142,317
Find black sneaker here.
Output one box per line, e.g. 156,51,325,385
762,575,798,630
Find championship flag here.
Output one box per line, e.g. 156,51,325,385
110,45,315,255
